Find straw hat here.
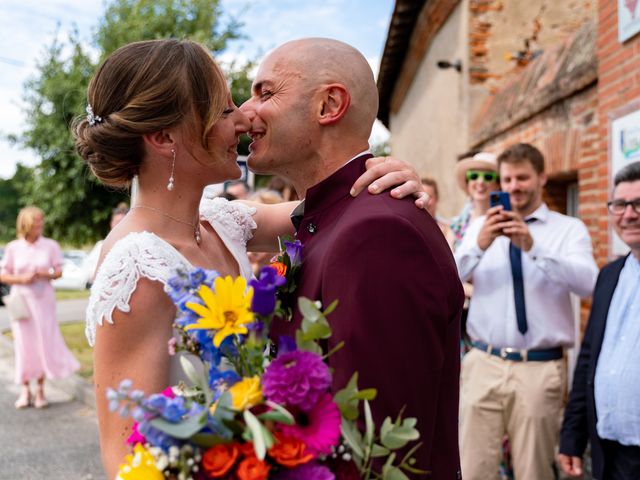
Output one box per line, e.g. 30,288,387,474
454,152,498,193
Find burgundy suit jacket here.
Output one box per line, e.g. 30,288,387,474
272,155,464,479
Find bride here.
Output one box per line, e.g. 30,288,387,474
73,38,426,477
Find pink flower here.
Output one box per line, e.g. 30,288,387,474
280,393,341,456
126,422,146,445
262,350,331,412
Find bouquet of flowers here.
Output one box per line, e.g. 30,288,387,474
109,239,423,480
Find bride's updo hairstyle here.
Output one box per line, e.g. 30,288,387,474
73,39,227,187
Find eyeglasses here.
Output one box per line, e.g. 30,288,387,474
466,170,498,183
607,198,640,215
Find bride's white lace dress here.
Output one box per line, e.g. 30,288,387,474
85,197,256,348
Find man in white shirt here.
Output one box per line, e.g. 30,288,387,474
455,143,599,480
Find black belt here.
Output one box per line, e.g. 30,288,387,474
472,341,563,362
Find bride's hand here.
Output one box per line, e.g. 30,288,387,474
350,156,431,210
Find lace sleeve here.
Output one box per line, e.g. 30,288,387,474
85,232,191,346
200,197,257,246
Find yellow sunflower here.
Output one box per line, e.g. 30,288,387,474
185,275,255,347
116,444,163,480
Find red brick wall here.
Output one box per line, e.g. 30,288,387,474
475,86,600,226
596,0,640,264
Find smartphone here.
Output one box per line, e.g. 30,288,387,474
489,191,511,211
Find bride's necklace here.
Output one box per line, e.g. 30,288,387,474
131,204,201,245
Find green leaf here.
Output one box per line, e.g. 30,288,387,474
179,354,206,388
334,373,361,421
298,297,322,321
340,418,364,459
370,443,391,458
363,400,374,458
380,424,420,450
301,317,332,341
295,330,323,355
149,412,206,439
353,388,377,401
262,401,295,425
382,466,410,480
402,417,417,429
323,299,339,315
244,409,271,459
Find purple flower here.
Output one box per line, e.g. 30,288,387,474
284,240,303,267
250,266,286,316
275,462,335,480
262,350,331,412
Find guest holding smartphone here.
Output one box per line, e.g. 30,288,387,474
454,143,598,480
0,206,80,409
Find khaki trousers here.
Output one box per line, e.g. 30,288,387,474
459,348,566,480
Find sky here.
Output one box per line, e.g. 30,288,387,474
0,0,394,179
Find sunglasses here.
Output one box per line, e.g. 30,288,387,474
466,170,498,182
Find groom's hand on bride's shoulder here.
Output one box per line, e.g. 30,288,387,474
350,156,430,210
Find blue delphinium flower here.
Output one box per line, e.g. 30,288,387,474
209,365,240,399
162,397,189,423
249,266,286,316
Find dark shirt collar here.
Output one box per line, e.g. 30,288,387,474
304,153,373,218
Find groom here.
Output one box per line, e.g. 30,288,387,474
241,38,464,479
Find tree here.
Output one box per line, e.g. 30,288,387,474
0,164,33,243
14,0,250,245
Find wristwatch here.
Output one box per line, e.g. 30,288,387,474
48,267,55,278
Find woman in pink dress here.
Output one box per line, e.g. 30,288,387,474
0,206,80,408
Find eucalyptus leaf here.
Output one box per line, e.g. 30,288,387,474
301,317,332,340
323,299,339,315
353,388,377,401
263,401,295,425
381,425,420,450
179,354,206,389
150,412,206,439
340,418,364,459
258,410,295,425
244,410,266,459
364,400,374,458
382,465,410,480
370,443,391,458
403,418,417,429
295,331,323,355
298,297,322,321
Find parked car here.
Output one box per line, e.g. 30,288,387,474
53,250,91,290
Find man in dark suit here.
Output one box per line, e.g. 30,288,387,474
241,38,464,479
559,160,640,480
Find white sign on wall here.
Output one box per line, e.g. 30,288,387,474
610,105,640,256
619,0,640,42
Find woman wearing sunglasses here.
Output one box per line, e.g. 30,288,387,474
451,151,500,249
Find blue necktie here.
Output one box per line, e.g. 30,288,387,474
509,218,536,335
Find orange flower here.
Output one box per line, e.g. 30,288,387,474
201,443,239,478
268,433,314,468
269,261,287,277
236,457,271,480
239,442,257,458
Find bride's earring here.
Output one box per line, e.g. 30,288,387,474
167,149,176,191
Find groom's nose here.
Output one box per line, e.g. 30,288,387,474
239,99,258,121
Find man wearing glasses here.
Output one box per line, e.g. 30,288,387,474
455,143,599,480
559,160,640,480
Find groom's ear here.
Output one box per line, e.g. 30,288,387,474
142,130,177,157
317,84,350,126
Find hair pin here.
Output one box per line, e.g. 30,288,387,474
86,105,104,126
